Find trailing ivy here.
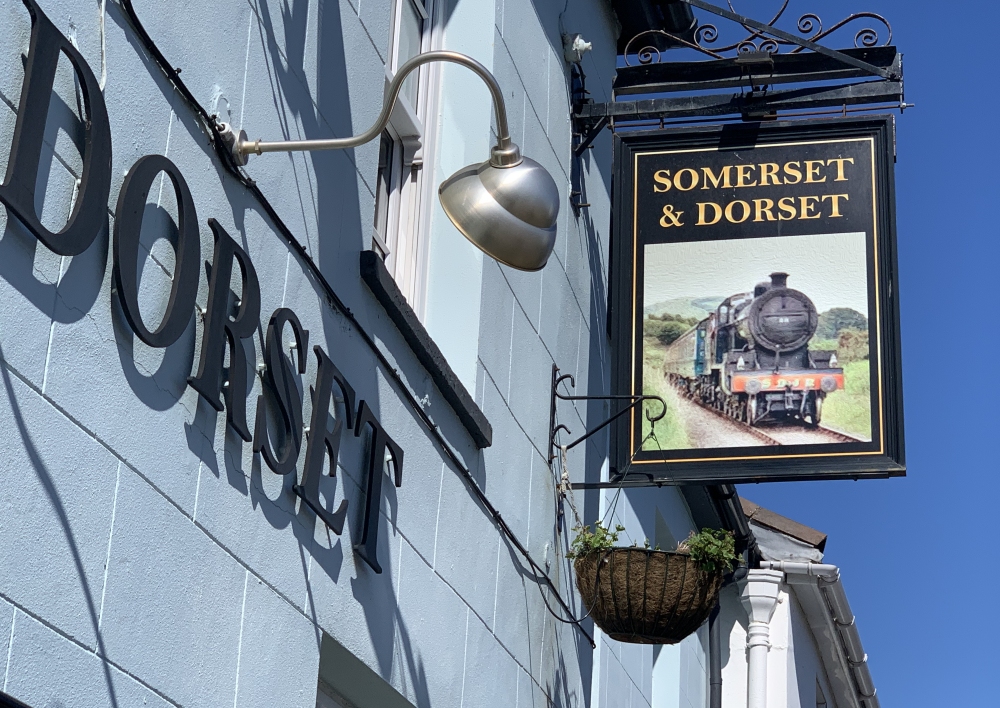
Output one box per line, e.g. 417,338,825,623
567,521,626,558
680,528,738,573
569,523,738,574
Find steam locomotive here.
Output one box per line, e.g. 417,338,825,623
660,272,843,427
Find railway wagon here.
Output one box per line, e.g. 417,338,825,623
661,272,845,427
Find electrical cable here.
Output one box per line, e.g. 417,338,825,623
117,0,594,648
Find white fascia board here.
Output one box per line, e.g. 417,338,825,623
762,562,878,708
785,577,861,708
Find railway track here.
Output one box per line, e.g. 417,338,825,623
680,393,865,446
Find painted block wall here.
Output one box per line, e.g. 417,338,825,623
592,487,706,708
0,0,693,707
719,582,837,708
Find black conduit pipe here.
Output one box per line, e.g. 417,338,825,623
709,601,723,708
115,0,593,648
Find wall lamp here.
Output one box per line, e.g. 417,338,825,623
219,51,559,272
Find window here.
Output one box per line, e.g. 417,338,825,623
316,683,352,708
315,633,415,708
371,0,436,317
816,679,828,708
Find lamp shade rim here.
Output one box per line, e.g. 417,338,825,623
438,157,559,272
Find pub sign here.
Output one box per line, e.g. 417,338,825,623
609,117,905,483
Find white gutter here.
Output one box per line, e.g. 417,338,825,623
760,561,879,708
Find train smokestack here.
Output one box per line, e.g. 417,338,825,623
770,272,789,288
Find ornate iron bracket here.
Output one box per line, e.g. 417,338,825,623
569,64,608,212
548,364,667,465
678,0,892,78
574,0,906,131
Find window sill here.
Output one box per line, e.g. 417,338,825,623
360,250,492,448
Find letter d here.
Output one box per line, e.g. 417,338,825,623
0,0,112,256
696,202,723,226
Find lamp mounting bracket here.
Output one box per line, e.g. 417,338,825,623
548,364,666,465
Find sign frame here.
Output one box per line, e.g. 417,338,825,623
608,116,905,484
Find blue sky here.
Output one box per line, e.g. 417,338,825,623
732,1,1000,705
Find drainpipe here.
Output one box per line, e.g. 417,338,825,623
740,569,783,708
708,602,722,708
760,561,879,708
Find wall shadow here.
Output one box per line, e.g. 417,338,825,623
0,345,121,707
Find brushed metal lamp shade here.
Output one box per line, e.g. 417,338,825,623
224,50,560,271
438,155,559,272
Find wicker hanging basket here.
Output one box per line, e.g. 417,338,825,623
574,548,725,644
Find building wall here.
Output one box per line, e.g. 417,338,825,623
0,0,647,707
719,581,837,708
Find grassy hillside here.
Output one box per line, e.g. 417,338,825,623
644,296,723,321
640,341,690,452
821,360,872,440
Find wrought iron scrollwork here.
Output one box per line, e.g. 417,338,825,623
623,0,892,66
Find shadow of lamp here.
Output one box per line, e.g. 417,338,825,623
219,51,559,272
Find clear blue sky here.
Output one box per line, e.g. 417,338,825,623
732,1,1000,705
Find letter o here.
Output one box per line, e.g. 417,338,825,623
725,200,751,224
113,154,201,348
673,168,699,192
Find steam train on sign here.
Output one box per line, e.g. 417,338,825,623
660,272,844,428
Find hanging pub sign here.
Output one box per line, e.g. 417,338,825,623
609,117,905,483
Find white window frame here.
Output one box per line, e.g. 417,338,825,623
372,0,442,319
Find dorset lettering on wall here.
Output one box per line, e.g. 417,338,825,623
609,119,905,483
0,0,401,572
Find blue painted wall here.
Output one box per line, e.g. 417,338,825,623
0,1,706,706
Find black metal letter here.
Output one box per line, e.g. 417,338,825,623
113,155,201,347
253,308,308,475
353,400,403,574
0,0,112,256
293,346,357,535
188,219,261,441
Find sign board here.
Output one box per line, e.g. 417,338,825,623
609,117,905,483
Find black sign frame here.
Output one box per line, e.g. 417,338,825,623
609,117,905,484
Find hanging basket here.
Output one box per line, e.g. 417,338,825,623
574,548,724,644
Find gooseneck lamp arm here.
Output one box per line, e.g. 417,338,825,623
224,51,520,168
220,50,560,272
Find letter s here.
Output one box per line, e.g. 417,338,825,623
254,308,309,476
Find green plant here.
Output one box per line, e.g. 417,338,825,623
836,327,869,362
567,520,625,559
678,529,738,573
568,523,738,574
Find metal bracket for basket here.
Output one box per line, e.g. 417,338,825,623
548,364,666,465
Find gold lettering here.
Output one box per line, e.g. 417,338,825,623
735,164,757,188
696,202,723,226
826,157,854,181
701,166,733,189
783,161,802,184
804,160,826,183
673,168,699,191
777,197,797,220
753,199,776,222
799,195,821,219
758,163,780,186
660,204,684,227
725,200,751,224
822,193,849,217
653,170,672,192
